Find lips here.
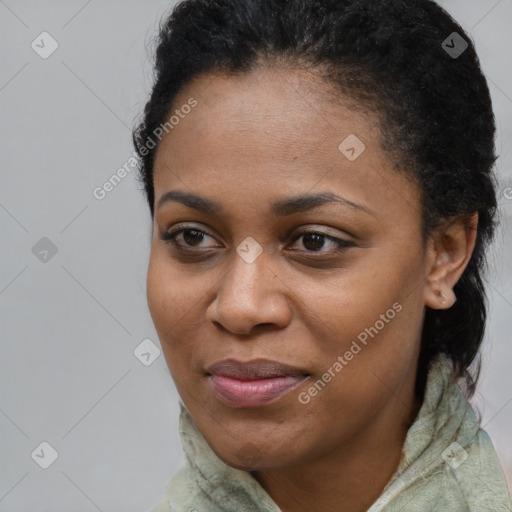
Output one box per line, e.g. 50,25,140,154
206,359,308,380
206,359,310,407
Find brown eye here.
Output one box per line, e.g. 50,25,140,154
302,233,327,251
289,231,355,253
159,227,220,249
181,229,205,246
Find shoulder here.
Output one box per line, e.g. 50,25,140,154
445,427,512,511
401,427,512,512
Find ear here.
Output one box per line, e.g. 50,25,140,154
423,212,478,310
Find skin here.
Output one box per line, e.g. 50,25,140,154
146,67,478,512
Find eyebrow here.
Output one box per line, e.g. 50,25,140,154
157,190,375,217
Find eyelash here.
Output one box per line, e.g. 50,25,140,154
158,226,355,255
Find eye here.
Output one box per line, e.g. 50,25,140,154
159,225,355,255
288,230,355,254
159,227,221,250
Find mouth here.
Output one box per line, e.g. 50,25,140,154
206,358,311,408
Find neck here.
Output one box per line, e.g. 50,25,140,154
253,381,422,512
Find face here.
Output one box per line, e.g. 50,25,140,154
147,67,431,471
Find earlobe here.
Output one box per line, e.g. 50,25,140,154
423,212,478,310
423,248,452,310
424,280,458,310
435,287,457,308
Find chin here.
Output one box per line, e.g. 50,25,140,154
208,436,298,472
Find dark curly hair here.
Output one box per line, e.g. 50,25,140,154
132,0,499,400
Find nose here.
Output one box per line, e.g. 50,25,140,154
205,248,292,336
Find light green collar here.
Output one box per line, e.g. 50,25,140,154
154,354,511,511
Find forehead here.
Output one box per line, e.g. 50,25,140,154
160,67,376,156
153,68,422,225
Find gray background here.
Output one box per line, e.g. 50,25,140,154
0,0,511,510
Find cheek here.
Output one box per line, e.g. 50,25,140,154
146,249,210,372
146,246,196,320
146,252,171,331
146,250,191,350
290,265,401,353
294,266,419,398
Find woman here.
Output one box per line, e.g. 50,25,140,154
133,0,512,510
